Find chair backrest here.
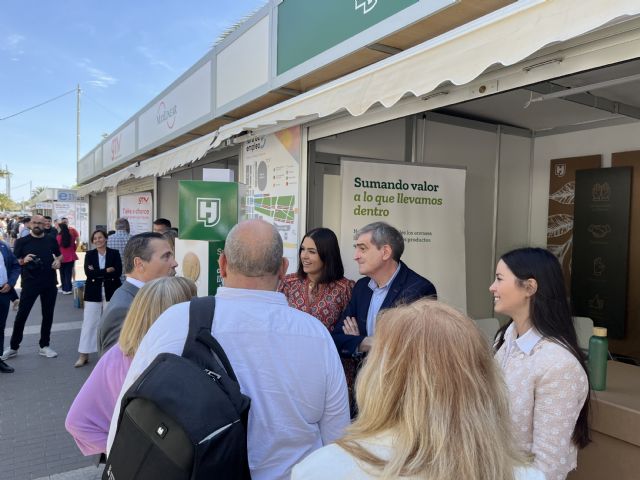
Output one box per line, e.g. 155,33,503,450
474,318,501,346
573,316,594,353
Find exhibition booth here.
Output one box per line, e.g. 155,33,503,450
75,2,640,476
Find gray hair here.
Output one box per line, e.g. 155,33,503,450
115,217,130,232
122,232,165,274
356,222,405,262
224,221,283,276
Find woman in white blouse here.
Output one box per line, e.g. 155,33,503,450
293,299,544,480
490,247,590,480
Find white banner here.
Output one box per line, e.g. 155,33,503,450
119,192,153,235
53,202,89,244
241,127,301,273
340,159,467,312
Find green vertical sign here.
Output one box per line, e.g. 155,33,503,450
179,181,239,241
208,240,225,295
277,0,419,74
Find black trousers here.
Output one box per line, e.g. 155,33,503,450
0,291,11,352
9,282,57,350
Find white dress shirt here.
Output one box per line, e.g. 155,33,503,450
107,287,349,480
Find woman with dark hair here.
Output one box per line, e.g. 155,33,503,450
57,222,79,294
74,230,122,367
279,228,356,401
490,247,590,480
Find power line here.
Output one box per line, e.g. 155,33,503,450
0,88,76,121
82,92,126,122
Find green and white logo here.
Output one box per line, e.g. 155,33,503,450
355,0,378,15
197,197,221,227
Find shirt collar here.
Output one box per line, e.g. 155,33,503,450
216,286,288,305
368,262,401,291
126,277,145,289
506,322,543,355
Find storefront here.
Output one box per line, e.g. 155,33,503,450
77,0,640,354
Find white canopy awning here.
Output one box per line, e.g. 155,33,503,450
210,0,640,148
79,0,640,197
77,131,217,196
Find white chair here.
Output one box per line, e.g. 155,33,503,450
573,316,594,353
475,318,501,346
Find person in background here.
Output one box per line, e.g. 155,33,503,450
293,299,545,480
0,238,21,373
43,216,58,240
19,216,31,238
162,229,178,253
66,276,197,456
57,222,79,295
152,217,171,234
74,230,122,368
491,247,590,480
107,218,131,283
1,214,62,360
279,228,356,407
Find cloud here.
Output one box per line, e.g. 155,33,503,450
136,46,173,72
2,34,25,58
77,59,117,88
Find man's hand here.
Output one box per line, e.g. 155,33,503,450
343,316,360,336
0,284,11,294
357,336,373,353
106,267,115,273
51,259,61,270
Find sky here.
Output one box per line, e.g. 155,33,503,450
0,0,266,201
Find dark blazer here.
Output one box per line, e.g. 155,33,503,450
332,261,436,358
97,280,139,356
0,241,20,288
84,247,122,302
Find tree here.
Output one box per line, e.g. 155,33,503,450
0,193,19,211
30,185,47,199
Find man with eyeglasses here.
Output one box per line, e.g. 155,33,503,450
1,214,63,360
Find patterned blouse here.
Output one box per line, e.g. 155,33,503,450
495,324,589,480
279,274,356,396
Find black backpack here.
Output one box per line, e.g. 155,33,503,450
103,296,251,480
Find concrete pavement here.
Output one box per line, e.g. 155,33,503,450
1,256,105,480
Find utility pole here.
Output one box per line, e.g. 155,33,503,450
5,164,9,197
76,84,81,165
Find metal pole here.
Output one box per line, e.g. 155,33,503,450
5,164,9,196
76,84,81,165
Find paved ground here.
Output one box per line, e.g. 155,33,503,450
1,255,105,480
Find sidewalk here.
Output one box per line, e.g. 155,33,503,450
1,256,105,480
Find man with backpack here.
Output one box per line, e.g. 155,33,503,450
107,219,350,479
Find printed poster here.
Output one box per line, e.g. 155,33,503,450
241,126,301,273
119,192,153,235
340,159,467,312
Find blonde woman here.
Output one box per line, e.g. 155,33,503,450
65,276,197,456
293,299,544,480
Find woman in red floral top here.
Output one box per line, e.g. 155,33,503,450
279,228,356,407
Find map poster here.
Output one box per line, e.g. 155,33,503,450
241,126,301,273
340,159,467,312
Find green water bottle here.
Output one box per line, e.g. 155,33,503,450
588,327,608,391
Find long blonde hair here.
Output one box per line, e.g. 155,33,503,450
337,299,524,480
119,276,197,357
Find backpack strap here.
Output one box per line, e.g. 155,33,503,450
184,296,240,383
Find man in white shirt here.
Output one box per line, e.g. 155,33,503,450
107,219,349,480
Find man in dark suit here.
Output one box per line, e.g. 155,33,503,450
97,232,177,355
0,240,21,373
332,222,436,360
